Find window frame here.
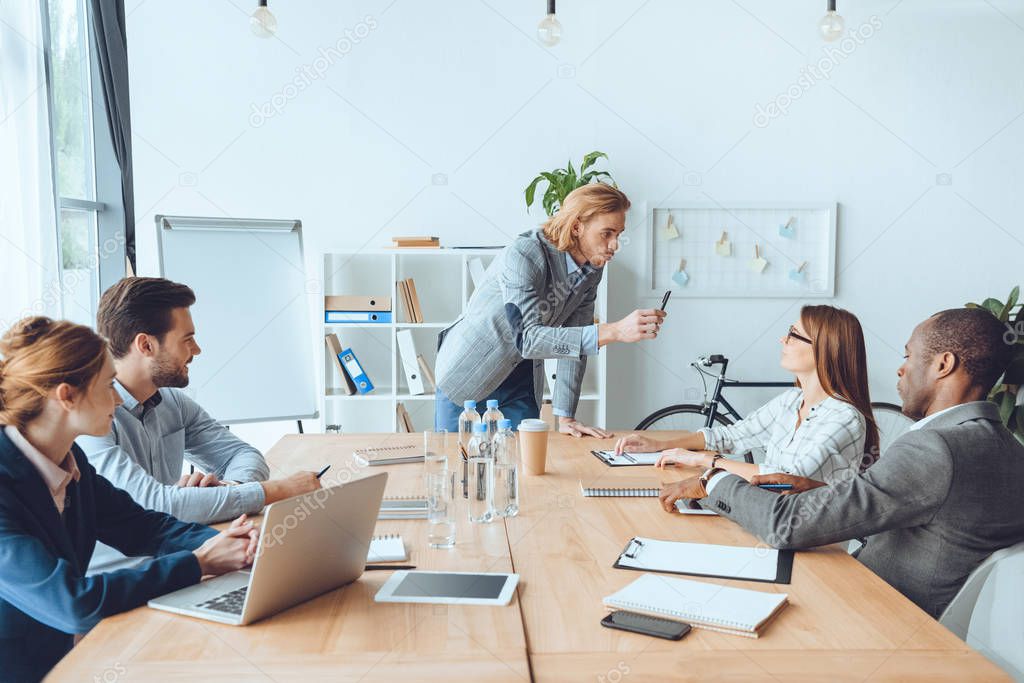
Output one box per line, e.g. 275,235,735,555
39,0,127,323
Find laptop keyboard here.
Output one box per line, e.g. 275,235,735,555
197,586,248,615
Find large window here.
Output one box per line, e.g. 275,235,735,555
43,0,125,326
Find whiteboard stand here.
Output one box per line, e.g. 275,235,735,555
156,215,318,425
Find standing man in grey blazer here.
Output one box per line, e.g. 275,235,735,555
435,184,666,436
660,307,1024,619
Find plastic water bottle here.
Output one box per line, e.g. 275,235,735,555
458,401,480,498
482,399,504,440
458,400,481,451
466,422,494,523
491,419,519,517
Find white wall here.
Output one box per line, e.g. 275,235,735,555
125,0,1024,451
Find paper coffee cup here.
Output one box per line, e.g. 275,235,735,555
518,419,549,475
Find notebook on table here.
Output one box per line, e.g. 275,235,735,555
614,537,794,584
603,573,789,638
591,450,662,467
580,477,662,497
354,444,424,466
378,496,428,520
367,534,408,562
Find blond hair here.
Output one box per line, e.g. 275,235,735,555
542,184,631,251
0,317,108,429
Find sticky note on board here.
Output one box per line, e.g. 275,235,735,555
672,270,689,287
715,232,732,257
664,214,680,240
779,217,796,239
749,245,768,273
789,261,808,282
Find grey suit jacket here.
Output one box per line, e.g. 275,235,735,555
435,229,603,417
700,401,1024,618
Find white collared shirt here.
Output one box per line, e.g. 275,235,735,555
909,404,962,431
5,425,80,514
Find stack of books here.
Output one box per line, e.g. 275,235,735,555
396,278,424,323
392,236,440,249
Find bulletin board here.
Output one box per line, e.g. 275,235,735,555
647,201,837,298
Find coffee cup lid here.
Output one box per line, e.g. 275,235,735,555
517,419,549,432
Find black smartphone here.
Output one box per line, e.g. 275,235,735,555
600,610,691,640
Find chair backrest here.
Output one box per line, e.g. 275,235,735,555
939,540,1024,680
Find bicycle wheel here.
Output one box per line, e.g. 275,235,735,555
871,402,914,460
635,404,734,431
634,405,757,464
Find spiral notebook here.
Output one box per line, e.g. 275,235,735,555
603,574,789,638
367,534,407,562
354,444,424,466
580,478,661,497
378,496,428,520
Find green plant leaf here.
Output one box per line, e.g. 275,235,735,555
999,389,1017,424
981,297,1006,318
580,151,608,172
524,175,544,210
1004,286,1020,313
581,170,612,184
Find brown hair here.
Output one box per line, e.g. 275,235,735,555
800,305,880,465
0,317,108,430
97,277,196,359
542,183,631,251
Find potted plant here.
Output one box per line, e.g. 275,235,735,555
966,286,1024,445
524,151,617,217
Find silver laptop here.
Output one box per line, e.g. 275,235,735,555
148,472,387,626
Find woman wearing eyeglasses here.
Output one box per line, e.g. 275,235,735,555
614,305,878,483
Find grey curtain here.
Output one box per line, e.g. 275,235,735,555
89,0,135,269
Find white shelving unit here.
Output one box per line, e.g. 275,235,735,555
321,248,608,433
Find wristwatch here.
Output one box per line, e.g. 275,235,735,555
710,454,723,469
698,467,726,498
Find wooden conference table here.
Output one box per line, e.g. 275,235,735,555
48,433,1007,682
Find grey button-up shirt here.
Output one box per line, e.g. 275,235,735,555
77,381,269,524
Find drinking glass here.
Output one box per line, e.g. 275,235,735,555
426,470,456,548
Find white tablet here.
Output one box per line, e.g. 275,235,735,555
374,571,519,606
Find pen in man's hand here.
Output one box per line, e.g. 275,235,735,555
757,483,793,491
660,290,672,311
316,465,331,479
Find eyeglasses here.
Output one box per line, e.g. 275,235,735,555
786,326,813,345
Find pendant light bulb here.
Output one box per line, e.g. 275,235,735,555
537,0,562,47
818,0,844,42
251,0,277,38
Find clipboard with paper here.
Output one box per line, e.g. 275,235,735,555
613,536,794,584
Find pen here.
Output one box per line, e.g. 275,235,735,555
757,484,793,491
621,453,637,463
316,465,331,479
365,564,416,571
659,290,672,311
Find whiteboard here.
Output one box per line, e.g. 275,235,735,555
156,215,317,424
647,201,837,298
